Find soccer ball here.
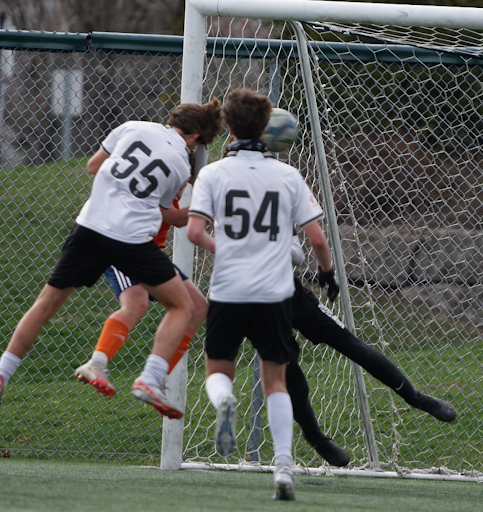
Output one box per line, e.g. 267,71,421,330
261,108,298,152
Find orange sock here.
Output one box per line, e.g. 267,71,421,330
95,313,133,361
168,327,196,374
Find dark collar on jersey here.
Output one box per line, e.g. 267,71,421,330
224,138,274,158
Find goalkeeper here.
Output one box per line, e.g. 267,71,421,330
288,233,456,465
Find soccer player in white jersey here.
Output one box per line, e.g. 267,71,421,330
0,99,222,418
187,89,335,501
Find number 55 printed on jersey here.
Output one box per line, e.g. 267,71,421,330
111,141,171,199
225,190,279,241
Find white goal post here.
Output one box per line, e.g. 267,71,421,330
189,0,483,29
163,0,483,479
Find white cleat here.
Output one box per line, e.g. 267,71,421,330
131,379,183,420
273,464,295,501
74,361,116,397
215,394,237,456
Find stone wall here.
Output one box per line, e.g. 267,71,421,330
337,224,483,333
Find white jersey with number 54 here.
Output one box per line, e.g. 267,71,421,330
76,121,191,244
189,150,323,303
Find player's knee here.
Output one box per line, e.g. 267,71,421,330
34,287,70,320
261,364,287,395
192,297,208,327
126,302,149,324
181,296,196,320
263,380,287,396
184,283,208,327
120,288,149,324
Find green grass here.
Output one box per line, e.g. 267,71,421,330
1,158,482,473
0,459,481,512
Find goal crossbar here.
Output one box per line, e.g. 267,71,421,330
189,0,483,30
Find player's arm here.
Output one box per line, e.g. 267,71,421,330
303,221,340,302
303,222,332,271
87,147,110,175
161,206,189,228
186,214,215,253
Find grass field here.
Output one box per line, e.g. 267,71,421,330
1,158,483,472
1,459,481,512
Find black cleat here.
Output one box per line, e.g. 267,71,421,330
302,431,350,467
412,392,457,422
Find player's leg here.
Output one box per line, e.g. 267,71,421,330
144,275,194,360
292,277,456,422
167,271,208,373
204,301,244,456
285,338,349,466
260,360,295,501
4,284,73,359
325,330,457,421
0,284,74,403
206,358,238,456
94,272,148,359
249,300,295,501
131,274,194,419
74,267,148,396
106,241,193,418
1,224,107,405
75,264,206,394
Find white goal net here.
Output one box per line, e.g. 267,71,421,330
170,0,483,480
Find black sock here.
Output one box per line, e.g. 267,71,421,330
286,359,324,437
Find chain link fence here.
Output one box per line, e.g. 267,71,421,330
1,26,482,476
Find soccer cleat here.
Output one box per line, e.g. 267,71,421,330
273,464,295,501
412,392,457,422
215,394,237,456
131,379,183,420
302,431,350,467
0,375,4,406
74,362,116,397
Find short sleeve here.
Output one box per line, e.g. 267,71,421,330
292,175,323,227
189,166,214,222
100,123,128,155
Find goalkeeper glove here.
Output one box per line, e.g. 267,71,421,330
318,267,340,302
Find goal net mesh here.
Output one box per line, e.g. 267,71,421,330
181,15,483,476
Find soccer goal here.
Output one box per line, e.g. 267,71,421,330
163,0,483,480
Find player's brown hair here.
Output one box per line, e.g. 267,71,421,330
168,98,223,144
223,88,272,139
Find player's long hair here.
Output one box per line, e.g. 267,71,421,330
223,88,272,139
168,98,222,144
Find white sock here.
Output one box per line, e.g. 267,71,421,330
0,351,22,383
267,391,293,466
91,351,109,368
138,354,169,387
206,372,233,409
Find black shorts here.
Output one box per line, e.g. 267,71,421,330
291,277,346,335
47,223,176,289
205,299,293,364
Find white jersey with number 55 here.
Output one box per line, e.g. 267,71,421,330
189,150,323,303
76,121,191,244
